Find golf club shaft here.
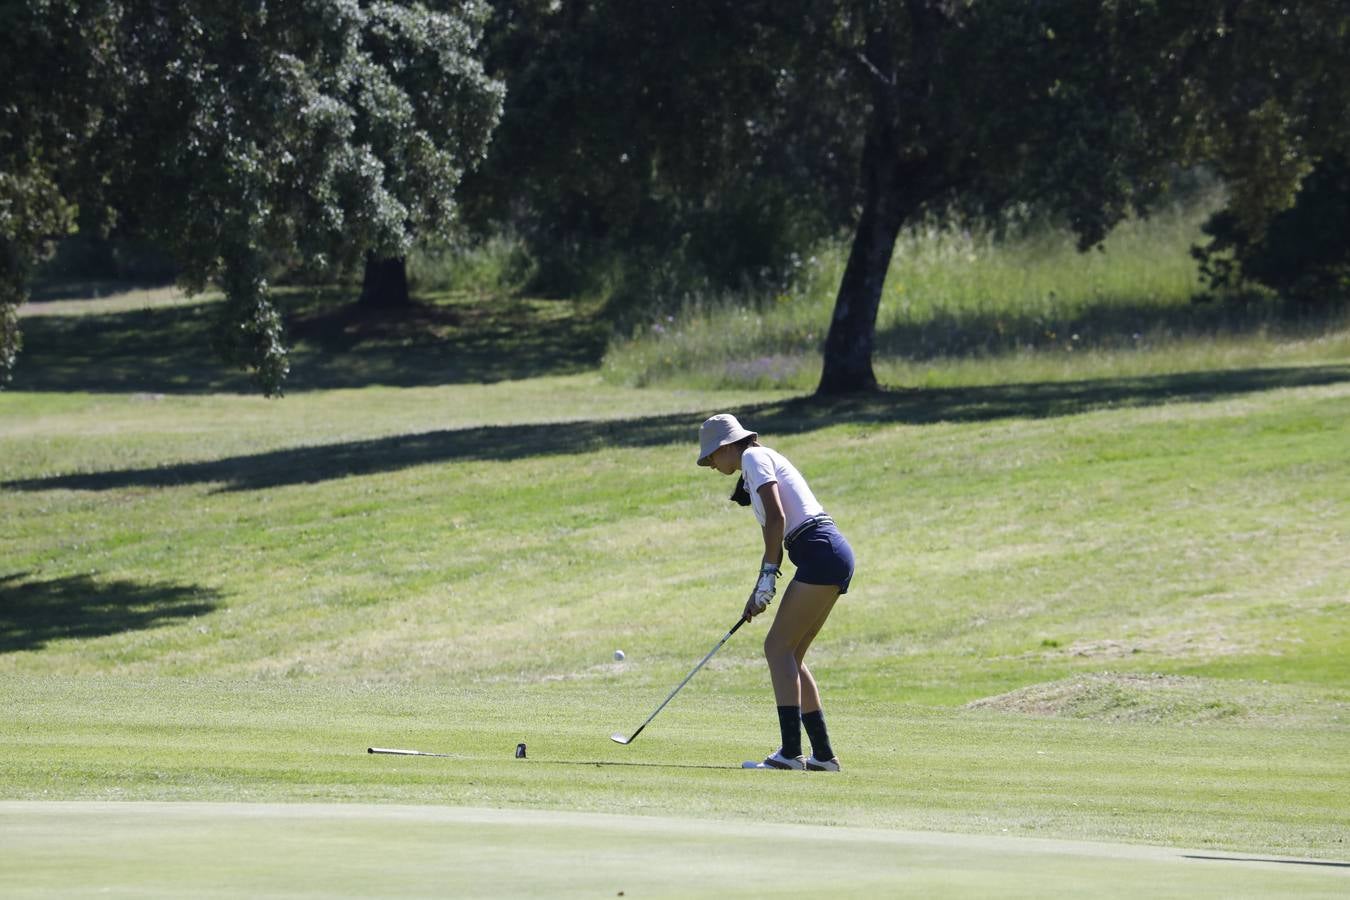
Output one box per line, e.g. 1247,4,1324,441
621,616,747,744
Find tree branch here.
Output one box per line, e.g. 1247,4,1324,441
855,50,896,87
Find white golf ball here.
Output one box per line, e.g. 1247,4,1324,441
614,649,625,661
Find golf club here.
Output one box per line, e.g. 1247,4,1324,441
367,746,453,758
611,615,748,745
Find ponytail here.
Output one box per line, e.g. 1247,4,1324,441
730,474,751,506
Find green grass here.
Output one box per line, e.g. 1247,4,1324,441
406,231,539,296
2,263,1348,894
9,804,1344,899
1,675,1344,847
11,283,610,393
602,201,1350,390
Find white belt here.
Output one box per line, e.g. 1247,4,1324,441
785,513,833,548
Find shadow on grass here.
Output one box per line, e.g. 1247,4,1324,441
282,291,608,389
9,288,608,393
25,278,178,304
11,301,253,393
873,294,1347,360
1182,856,1350,869
5,364,1346,494
12,281,1343,394
0,572,220,653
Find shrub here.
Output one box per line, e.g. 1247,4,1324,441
1194,155,1350,305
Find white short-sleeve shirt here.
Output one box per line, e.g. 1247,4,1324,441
740,446,824,532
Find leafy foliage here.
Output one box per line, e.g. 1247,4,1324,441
0,0,120,384
5,1,1344,393
2,0,503,394
1195,155,1350,304
463,2,1347,392
466,0,858,305
820,1,1348,391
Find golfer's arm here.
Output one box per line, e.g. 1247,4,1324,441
757,482,785,567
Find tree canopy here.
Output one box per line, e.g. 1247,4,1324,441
2,0,503,394
471,0,1349,393
809,0,1348,391
464,1,861,304
4,1,1345,395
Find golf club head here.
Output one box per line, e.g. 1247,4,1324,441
610,732,630,745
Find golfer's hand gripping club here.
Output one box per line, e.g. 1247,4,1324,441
743,562,779,620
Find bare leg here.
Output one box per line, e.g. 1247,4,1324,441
797,661,826,714
794,584,838,713
764,580,839,708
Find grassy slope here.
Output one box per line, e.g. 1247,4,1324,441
4,369,1345,691
1,282,1348,884
603,202,1350,391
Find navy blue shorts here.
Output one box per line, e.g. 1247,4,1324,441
786,521,855,595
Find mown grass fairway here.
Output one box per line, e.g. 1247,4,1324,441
5,803,1346,899
2,283,1348,895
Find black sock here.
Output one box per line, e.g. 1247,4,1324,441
801,709,834,761
776,705,802,758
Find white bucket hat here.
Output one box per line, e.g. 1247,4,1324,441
697,413,757,466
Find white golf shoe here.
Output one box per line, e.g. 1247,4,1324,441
762,749,807,770
805,756,841,772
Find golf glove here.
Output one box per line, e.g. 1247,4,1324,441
748,563,780,614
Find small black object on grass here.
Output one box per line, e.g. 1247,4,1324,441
515,742,527,758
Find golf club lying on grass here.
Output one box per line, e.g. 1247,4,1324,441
611,615,748,746
368,747,453,758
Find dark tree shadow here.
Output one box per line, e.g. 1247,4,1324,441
9,290,608,393
11,301,254,393
280,291,609,389
873,293,1347,360
0,572,220,653
5,364,1345,494
25,278,178,303
12,280,1343,394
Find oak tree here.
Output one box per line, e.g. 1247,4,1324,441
2,0,503,394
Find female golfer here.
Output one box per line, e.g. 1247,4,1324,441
697,413,855,771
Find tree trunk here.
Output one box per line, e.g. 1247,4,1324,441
359,255,410,308
817,3,947,396
816,122,909,395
